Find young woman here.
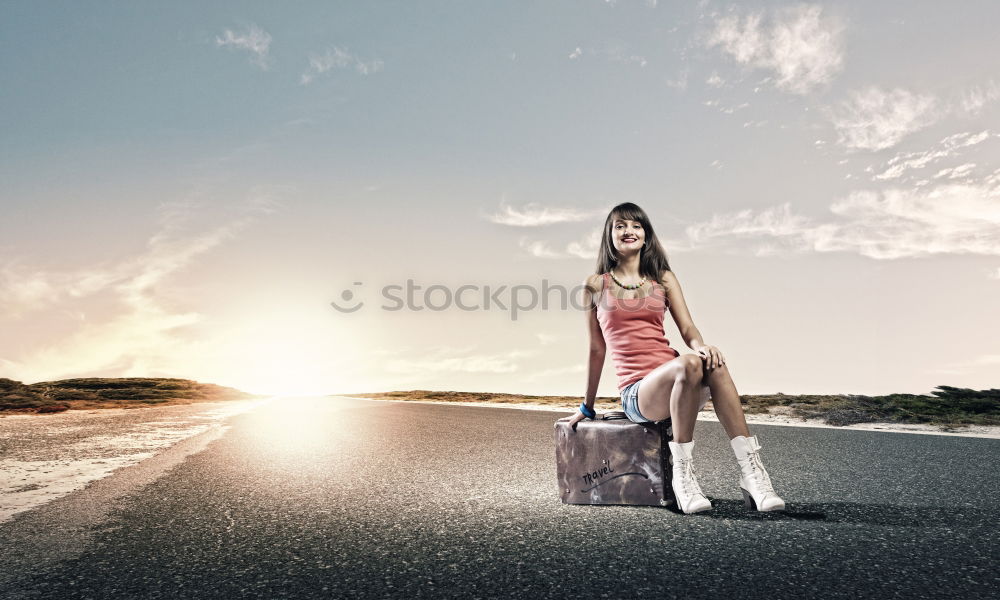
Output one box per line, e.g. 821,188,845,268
567,202,785,514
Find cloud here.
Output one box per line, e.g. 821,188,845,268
932,162,976,180
486,199,611,260
871,130,993,180
665,68,690,91
519,238,565,259
828,87,939,151
300,47,383,85
517,227,601,260
569,42,647,68
606,48,647,68
685,178,1000,261
520,224,696,260
215,24,272,70
705,4,844,94
486,200,607,226
704,100,749,115
536,333,558,345
958,80,1000,116
566,228,604,259
686,203,813,244
523,363,586,381
0,194,284,383
830,81,1000,154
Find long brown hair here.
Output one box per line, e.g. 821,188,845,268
596,202,672,290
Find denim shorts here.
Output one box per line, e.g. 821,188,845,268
620,379,651,424
620,377,712,424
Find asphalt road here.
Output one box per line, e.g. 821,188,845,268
1,396,998,599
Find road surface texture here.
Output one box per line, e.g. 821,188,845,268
1,396,997,599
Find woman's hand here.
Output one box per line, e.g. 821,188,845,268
567,409,589,431
696,344,725,370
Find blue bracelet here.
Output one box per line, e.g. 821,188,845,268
579,402,596,419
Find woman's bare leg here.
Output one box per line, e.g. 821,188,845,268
636,354,705,443
703,363,751,439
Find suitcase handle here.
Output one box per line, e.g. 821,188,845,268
600,410,671,426
601,411,628,420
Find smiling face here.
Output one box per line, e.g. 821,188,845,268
611,217,645,254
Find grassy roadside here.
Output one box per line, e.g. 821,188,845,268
342,386,1000,431
0,377,263,414
6,377,996,431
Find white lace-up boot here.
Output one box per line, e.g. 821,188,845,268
667,440,712,514
730,435,785,512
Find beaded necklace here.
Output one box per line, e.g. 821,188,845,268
609,270,646,290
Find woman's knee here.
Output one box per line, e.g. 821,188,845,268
641,355,701,395
679,354,703,385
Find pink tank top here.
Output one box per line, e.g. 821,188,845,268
596,272,680,392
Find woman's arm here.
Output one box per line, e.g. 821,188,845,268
583,274,606,411
661,269,708,353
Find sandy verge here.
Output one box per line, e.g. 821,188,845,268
334,396,1000,439
0,397,272,523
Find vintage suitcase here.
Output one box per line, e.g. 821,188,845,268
554,410,675,507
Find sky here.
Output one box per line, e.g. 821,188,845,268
1,0,998,397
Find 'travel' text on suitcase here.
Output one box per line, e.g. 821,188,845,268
580,460,616,488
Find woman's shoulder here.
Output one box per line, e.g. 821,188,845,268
583,272,606,294
657,269,676,292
